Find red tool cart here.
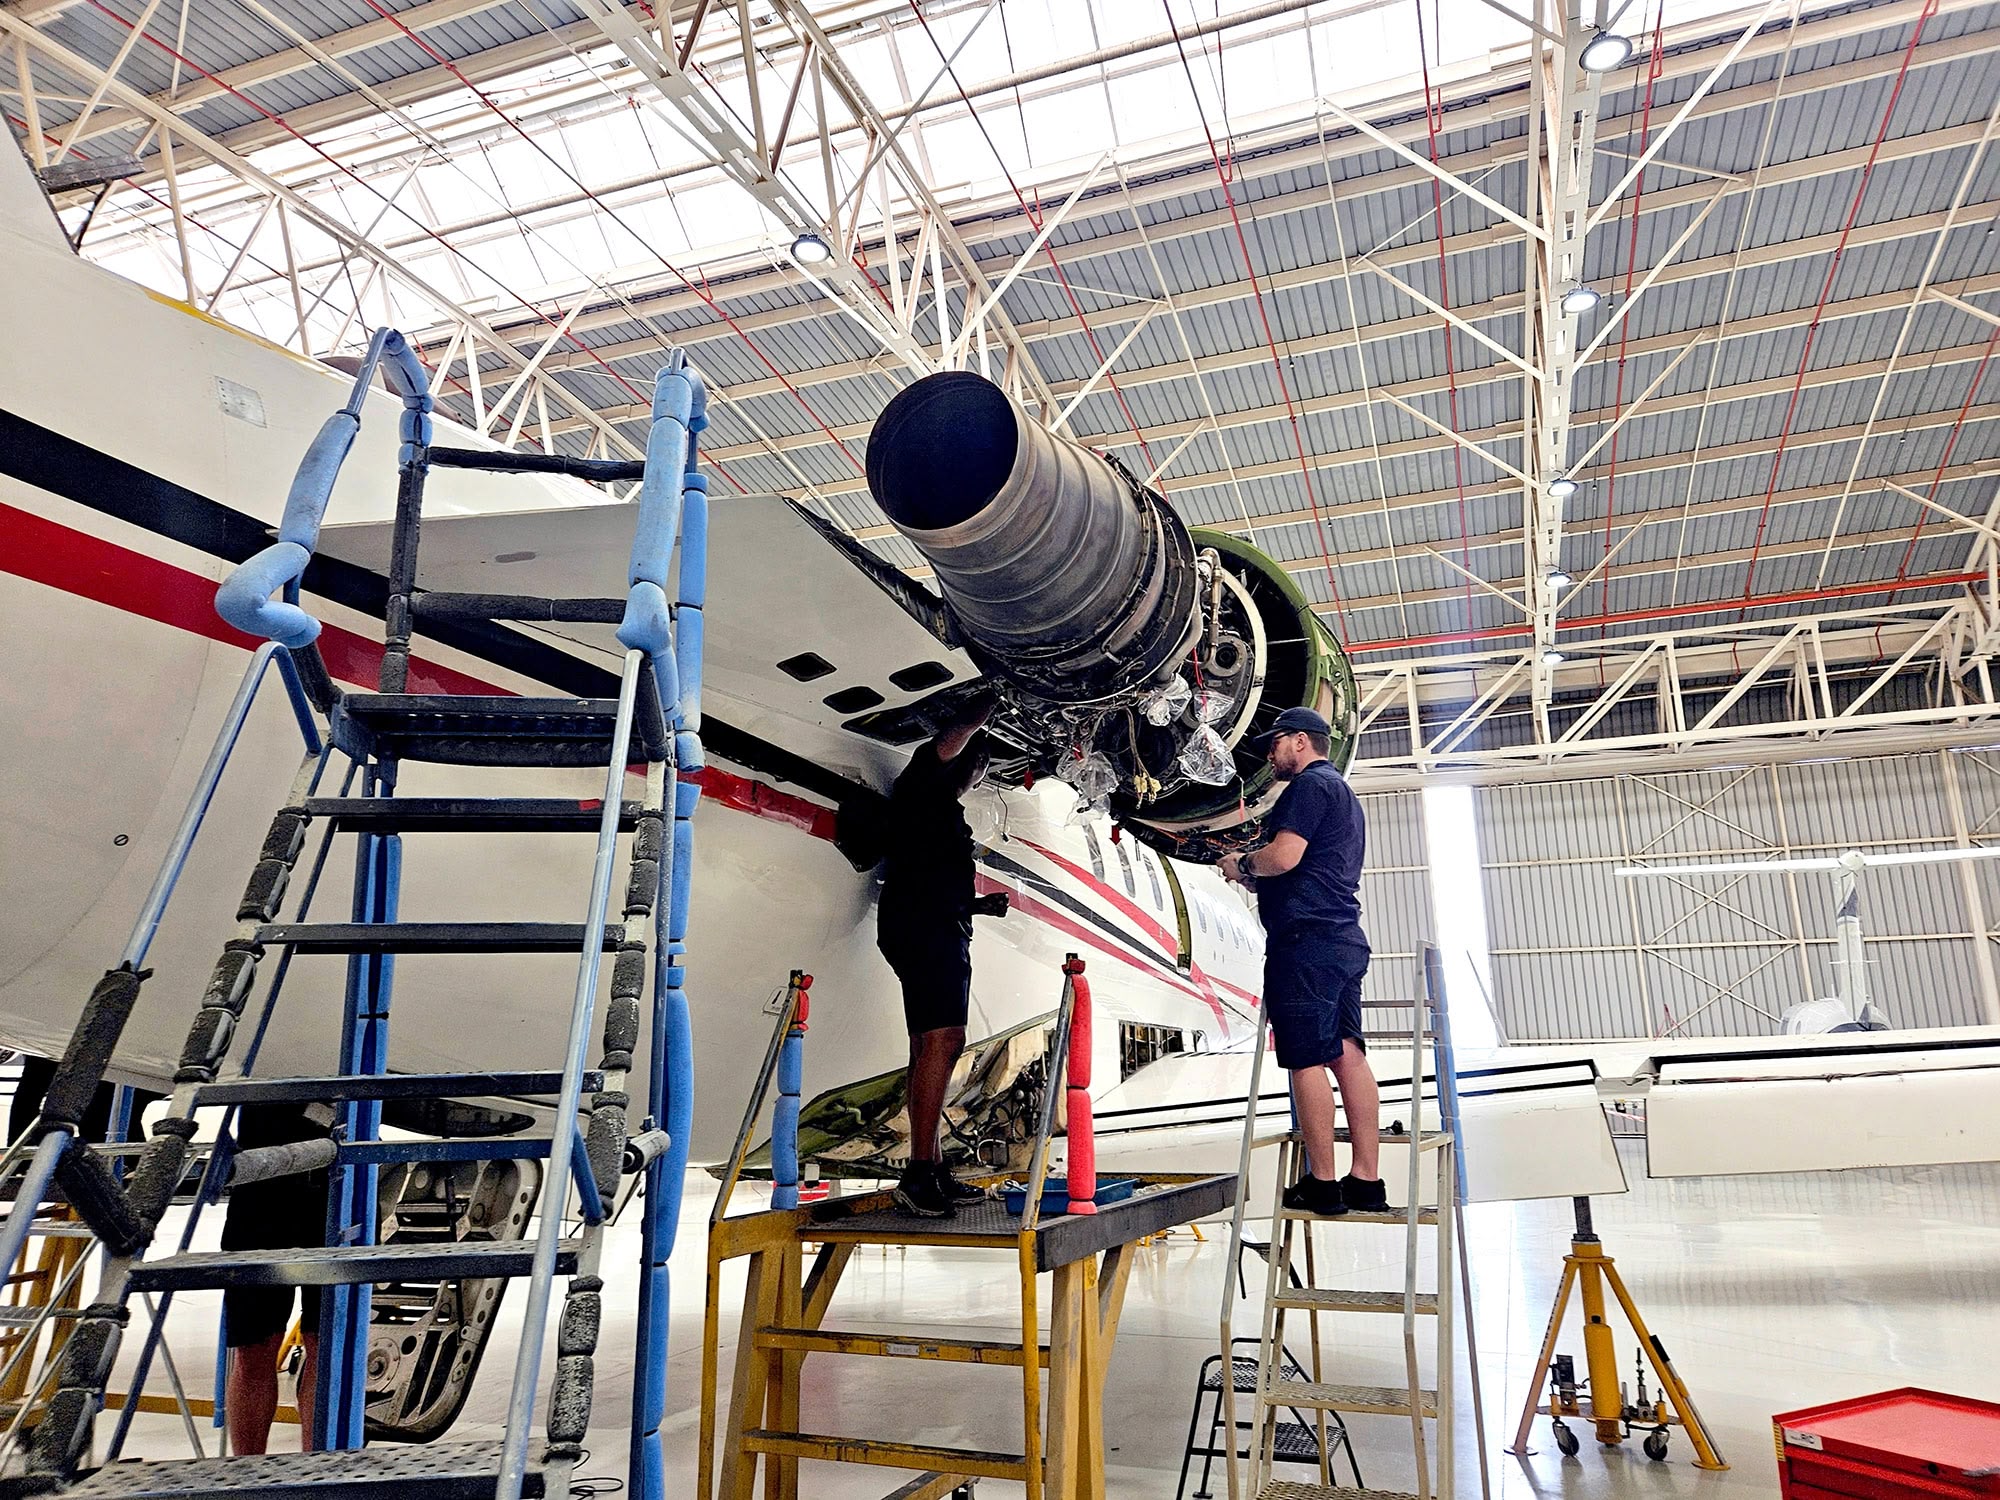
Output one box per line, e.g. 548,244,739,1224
1774,1389,2000,1498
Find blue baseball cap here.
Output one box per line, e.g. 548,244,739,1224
1250,705,1331,752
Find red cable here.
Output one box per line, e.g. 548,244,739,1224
350,0,865,479
1350,569,1983,655
1162,0,1350,639
1597,9,1666,625
904,3,1160,478
79,0,757,491
1412,0,1475,639
1738,0,1938,604
1892,321,2000,579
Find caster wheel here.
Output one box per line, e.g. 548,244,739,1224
1644,1429,1670,1462
1553,1421,1580,1458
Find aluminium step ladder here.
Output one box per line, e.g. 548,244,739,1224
1218,944,1489,1500
0,332,712,1500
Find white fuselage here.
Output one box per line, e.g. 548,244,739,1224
0,157,1263,1163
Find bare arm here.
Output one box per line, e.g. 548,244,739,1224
1220,830,1308,885
934,694,997,762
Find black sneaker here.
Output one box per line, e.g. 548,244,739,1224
931,1165,988,1205
1280,1175,1346,1217
1339,1173,1391,1214
893,1164,954,1218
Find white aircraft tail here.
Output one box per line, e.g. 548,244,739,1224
2,124,72,252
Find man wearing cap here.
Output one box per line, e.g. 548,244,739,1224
1219,706,1386,1217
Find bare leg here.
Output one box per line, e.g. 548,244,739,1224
226,1331,283,1456
1328,1041,1382,1180
906,1025,967,1163
297,1332,317,1452
1289,1065,1340,1181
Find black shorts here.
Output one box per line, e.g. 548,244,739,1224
1263,942,1369,1071
220,1182,325,1348
879,929,972,1034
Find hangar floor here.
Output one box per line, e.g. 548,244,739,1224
107,1140,1999,1497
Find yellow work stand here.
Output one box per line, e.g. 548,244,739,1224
697,1173,1237,1500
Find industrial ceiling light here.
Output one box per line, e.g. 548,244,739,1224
790,231,833,265
1546,476,1579,500
1560,283,1602,315
1542,648,1566,666
1578,29,1634,73
1545,567,1573,589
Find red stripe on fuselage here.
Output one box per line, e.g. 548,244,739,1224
3,502,1238,1027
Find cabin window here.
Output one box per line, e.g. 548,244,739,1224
1082,823,1106,882
1194,901,1208,934
1118,1021,1187,1080
1113,837,1137,898
1141,849,1165,910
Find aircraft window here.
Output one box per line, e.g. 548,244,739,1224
1118,1021,1187,1080
1113,837,1137,898
1195,901,1208,934
1142,850,1165,910
823,685,884,713
777,652,836,681
1082,824,1106,881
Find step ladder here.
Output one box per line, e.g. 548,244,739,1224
1217,943,1489,1500
0,331,712,1500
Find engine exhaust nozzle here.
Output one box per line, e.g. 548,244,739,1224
866,372,1197,701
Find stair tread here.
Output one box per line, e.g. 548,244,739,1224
1266,1380,1439,1417
256,922,623,954
335,694,660,769
306,797,643,833
1279,1206,1441,1226
195,1071,599,1104
64,1440,545,1497
1259,1483,1422,1500
741,1429,1026,1480
129,1238,578,1292
1274,1288,1439,1315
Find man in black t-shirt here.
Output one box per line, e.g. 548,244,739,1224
1219,706,1386,1218
877,693,1006,1217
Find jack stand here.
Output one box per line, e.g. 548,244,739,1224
1508,1196,1728,1471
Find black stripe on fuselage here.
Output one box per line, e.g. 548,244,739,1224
0,407,873,808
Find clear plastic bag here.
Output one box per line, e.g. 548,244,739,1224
1193,688,1234,725
1140,675,1192,726
1057,749,1119,803
1175,723,1236,786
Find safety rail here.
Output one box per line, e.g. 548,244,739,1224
0,332,714,1500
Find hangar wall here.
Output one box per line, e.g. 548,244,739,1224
1471,748,2000,1040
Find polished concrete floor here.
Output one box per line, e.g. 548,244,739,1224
106,1140,2000,1497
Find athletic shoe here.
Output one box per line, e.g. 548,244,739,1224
931,1165,988,1204
1339,1173,1391,1214
893,1164,954,1218
1280,1175,1346,1217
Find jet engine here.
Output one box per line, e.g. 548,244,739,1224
866,372,1357,862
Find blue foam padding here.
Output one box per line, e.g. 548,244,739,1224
617,580,673,656
215,542,320,647
277,414,359,546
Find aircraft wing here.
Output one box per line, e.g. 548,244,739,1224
320,493,979,785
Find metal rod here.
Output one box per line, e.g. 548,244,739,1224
710,977,803,1230
0,1136,70,1288
496,648,645,1500
1020,959,1080,1235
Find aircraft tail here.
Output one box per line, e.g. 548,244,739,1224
2,122,74,253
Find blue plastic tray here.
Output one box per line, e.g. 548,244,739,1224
1001,1177,1137,1216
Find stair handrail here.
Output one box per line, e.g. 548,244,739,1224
1215,985,1273,1500
498,355,709,1500
213,327,430,655
709,972,811,1229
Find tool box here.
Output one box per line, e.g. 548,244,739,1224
1774,1388,2000,1498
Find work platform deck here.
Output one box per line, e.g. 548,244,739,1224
804,1174,1237,1269
700,1172,1239,1500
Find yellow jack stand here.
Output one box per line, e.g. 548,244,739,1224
1509,1197,1727,1471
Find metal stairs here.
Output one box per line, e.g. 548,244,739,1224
1217,945,1489,1500
0,332,712,1500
